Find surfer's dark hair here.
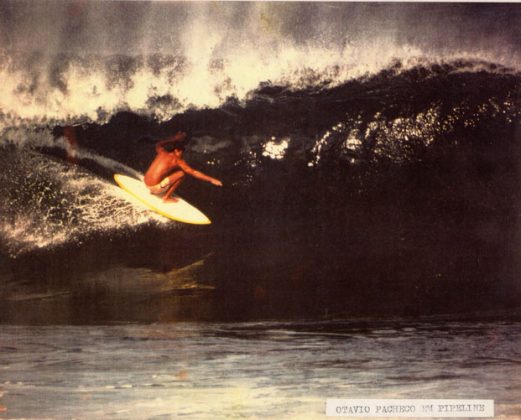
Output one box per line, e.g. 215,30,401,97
172,144,185,152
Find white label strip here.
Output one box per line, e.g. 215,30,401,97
326,399,494,417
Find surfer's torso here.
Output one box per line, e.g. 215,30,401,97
144,151,184,186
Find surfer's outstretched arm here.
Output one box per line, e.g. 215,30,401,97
178,161,223,187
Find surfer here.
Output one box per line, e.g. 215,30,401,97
144,132,223,203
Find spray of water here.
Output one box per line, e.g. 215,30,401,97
0,142,165,256
1,2,520,128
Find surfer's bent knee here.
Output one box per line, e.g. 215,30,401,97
171,171,185,181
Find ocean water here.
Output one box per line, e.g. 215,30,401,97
1,2,521,418
1,317,521,419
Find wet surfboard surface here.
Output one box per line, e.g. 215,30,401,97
114,174,211,225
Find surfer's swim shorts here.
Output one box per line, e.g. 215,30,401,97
147,177,171,194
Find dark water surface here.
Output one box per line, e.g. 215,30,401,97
1,316,520,419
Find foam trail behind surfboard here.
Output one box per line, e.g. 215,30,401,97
0,146,165,256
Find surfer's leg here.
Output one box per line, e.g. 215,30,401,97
162,171,185,203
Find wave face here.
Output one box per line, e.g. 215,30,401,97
1,2,521,322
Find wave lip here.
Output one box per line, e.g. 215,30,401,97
2,42,519,130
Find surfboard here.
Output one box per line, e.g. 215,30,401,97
114,174,211,225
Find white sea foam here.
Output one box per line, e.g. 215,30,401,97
1,42,517,132
263,137,289,160
0,147,163,255
2,2,520,129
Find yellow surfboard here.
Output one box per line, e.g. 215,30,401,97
114,174,211,225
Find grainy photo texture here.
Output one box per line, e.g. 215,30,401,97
0,2,520,418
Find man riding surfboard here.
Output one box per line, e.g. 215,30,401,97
144,132,223,203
